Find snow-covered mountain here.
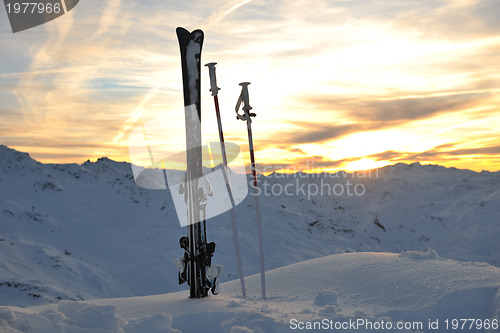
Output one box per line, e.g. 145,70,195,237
1,145,499,309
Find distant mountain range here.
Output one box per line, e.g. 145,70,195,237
1,145,499,307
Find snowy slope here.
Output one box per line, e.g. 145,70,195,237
1,251,499,332
0,146,185,306
1,145,499,309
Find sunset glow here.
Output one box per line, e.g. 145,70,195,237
1,0,499,172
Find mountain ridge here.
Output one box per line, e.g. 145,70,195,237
1,145,499,307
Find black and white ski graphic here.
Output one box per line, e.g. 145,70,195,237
175,27,220,298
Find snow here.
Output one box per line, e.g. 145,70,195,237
1,252,499,332
1,145,499,332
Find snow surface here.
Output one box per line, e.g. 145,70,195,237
1,252,499,332
1,145,499,332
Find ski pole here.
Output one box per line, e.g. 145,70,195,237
205,62,247,298
236,82,266,300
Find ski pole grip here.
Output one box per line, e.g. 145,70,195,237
205,62,220,96
238,82,252,111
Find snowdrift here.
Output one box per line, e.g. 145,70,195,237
1,251,499,332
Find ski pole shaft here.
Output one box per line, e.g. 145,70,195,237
246,113,266,300
205,62,246,298
237,82,266,300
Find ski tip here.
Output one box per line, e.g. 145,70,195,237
176,27,190,48
176,27,189,39
191,29,205,44
176,27,204,37
191,29,204,35
176,27,204,48
176,27,190,35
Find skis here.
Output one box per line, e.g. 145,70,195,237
174,28,265,299
175,27,220,298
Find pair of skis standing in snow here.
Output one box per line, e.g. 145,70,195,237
173,27,266,299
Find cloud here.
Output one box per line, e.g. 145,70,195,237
326,0,500,41
268,122,366,145
267,91,490,146
255,154,349,174
349,93,490,122
399,0,500,40
362,142,500,166
408,145,500,159
1,0,188,160
367,150,408,162
112,84,162,143
447,145,500,155
287,147,307,155
212,0,254,22
92,0,122,39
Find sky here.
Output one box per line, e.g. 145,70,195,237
0,0,499,173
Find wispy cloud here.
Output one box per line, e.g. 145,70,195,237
92,0,122,39
112,84,161,143
213,0,254,22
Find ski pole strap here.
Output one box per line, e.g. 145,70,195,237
235,82,255,121
204,62,220,96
